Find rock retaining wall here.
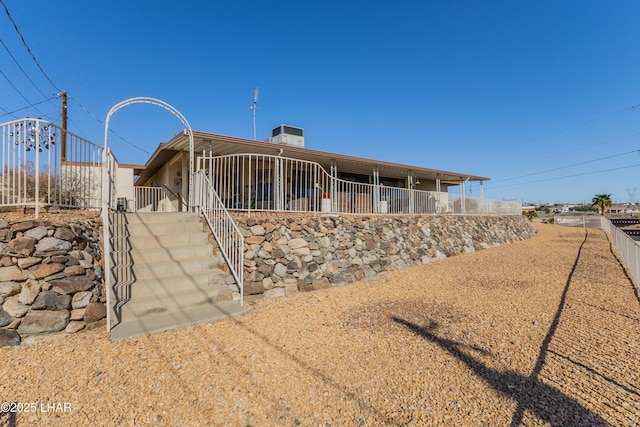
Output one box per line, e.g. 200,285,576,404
0,213,536,346
0,217,104,347
237,214,536,299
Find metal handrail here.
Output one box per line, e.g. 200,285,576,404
163,184,189,211
192,170,244,304
118,186,178,212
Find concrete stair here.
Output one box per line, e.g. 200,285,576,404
109,212,245,340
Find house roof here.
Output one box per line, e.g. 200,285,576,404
135,130,490,186
608,204,632,210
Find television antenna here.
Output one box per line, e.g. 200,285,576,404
250,87,258,140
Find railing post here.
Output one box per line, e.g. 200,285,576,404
372,166,380,213
435,175,441,214
330,160,337,212
101,149,111,333
34,119,40,219
273,157,281,211
407,173,414,214
459,178,466,214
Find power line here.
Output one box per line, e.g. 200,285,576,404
109,128,151,157
479,102,640,173
0,68,52,119
488,149,640,185
0,0,60,92
0,0,149,157
67,94,104,125
489,163,640,190
0,36,51,100
0,105,18,120
67,95,150,157
490,132,640,175
0,96,56,119
67,117,89,140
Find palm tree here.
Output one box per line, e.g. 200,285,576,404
592,193,612,216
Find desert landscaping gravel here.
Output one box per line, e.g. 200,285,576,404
1,221,639,426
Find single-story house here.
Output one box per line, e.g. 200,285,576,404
126,126,516,215
606,204,639,214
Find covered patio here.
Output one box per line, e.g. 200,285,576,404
133,131,520,215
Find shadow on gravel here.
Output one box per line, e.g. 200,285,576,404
548,349,640,399
393,229,607,426
573,298,640,323
0,409,16,427
392,317,606,427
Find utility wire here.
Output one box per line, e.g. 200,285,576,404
520,104,640,144
0,105,18,119
0,96,56,118
67,117,89,140
67,94,104,125
0,0,60,92
0,0,149,156
0,68,52,119
479,102,640,173
67,95,150,156
0,36,51,100
487,149,640,185
489,163,640,190
109,128,151,157
488,132,640,175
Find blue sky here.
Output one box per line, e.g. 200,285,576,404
1,0,639,204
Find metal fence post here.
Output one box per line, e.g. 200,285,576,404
34,119,40,219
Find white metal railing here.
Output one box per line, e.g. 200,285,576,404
600,216,640,288
198,153,521,215
117,186,179,212
105,149,118,209
447,194,522,215
102,129,117,334
192,170,244,304
0,118,104,215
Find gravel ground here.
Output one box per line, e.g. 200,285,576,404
1,222,639,426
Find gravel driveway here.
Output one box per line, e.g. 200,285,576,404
1,223,638,426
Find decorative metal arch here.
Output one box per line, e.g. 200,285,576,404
102,97,194,334
103,96,195,209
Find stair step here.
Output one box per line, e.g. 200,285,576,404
110,300,246,340
128,232,209,249
122,212,200,225
129,244,215,263
128,257,221,281
112,270,228,298
120,221,204,237
108,210,245,341
118,285,234,317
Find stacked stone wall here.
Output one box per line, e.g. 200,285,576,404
237,214,536,299
0,213,536,345
0,218,104,346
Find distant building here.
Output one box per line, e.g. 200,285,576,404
606,203,638,214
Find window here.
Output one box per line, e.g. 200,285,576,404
380,177,405,188
338,172,370,184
